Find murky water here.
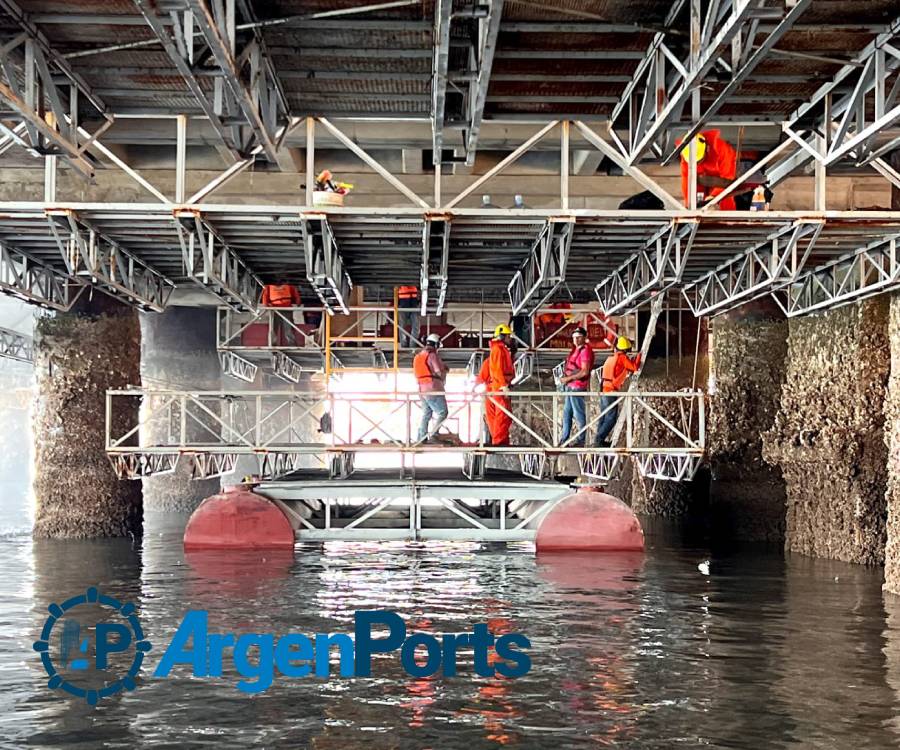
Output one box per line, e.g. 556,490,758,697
4,515,900,749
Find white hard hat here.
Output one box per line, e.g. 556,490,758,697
426,333,441,346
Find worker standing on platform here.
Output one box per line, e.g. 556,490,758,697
558,327,594,447
261,281,302,345
415,333,449,443
679,130,738,210
594,336,641,448
486,324,515,446
398,285,419,348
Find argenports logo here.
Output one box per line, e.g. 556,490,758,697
35,591,531,701
33,587,153,705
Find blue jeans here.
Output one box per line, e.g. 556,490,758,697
418,393,448,441
594,395,618,446
399,306,419,348
560,387,587,447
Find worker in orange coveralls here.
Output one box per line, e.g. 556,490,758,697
679,129,737,211
485,324,516,446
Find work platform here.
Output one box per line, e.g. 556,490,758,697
256,468,571,542
106,387,705,484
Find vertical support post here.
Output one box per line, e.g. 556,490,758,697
305,117,315,205
500,498,506,531
687,0,701,209
324,310,332,381
175,114,187,203
44,155,57,202
815,133,826,211
434,163,441,208
393,285,400,394
560,120,569,210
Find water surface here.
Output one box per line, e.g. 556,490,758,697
3,516,900,749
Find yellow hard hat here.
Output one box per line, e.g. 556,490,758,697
680,133,707,163
615,336,632,352
494,323,512,337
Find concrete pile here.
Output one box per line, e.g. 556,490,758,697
32,311,142,538
708,308,788,542
762,300,889,565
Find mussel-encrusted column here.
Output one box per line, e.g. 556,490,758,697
32,302,142,538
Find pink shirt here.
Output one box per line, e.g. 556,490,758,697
564,345,594,390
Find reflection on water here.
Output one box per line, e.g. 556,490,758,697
3,516,900,748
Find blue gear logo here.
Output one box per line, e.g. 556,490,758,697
33,586,152,705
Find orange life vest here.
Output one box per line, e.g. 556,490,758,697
414,349,438,384
261,284,300,307
398,285,418,300
601,351,639,392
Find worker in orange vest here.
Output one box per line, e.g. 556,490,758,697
679,130,737,211
261,282,302,345
414,333,449,443
485,323,515,446
594,336,641,447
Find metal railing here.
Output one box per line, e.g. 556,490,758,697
107,387,704,469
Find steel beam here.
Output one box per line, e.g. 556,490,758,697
45,209,175,312
421,216,450,315
109,453,179,480
463,0,503,165
507,219,574,316
0,241,83,311
131,0,242,161
634,452,701,481
431,0,453,166
620,0,758,164
664,0,812,165
775,233,900,317
595,221,697,314
302,215,353,315
272,350,303,383
682,221,823,316
174,209,262,311
186,0,281,162
0,326,32,363
219,350,258,382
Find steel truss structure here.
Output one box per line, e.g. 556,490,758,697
0,240,83,310
302,215,353,315
0,325,31,362
0,0,111,178
215,302,635,378
105,387,705,484
174,209,261,311
132,0,288,162
258,476,570,543
45,209,174,312
508,218,573,316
